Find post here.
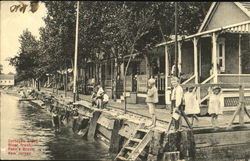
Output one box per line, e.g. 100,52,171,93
73,1,80,103
123,58,127,114
165,45,171,106
178,41,182,77
239,34,242,74
212,32,218,83
239,85,245,126
193,37,199,84
174,2,178,77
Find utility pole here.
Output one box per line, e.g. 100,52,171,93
175,2,178,77
73,1,80,102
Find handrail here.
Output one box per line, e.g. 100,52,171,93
201,74,215,84
182,75,195,84
218,74,250,76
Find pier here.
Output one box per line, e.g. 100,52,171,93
12,87,250,161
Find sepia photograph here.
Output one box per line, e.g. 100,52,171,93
1,1,250,161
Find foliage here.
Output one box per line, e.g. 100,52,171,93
9,2,212,82
9,29,40,81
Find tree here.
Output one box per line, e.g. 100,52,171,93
9,29,40,83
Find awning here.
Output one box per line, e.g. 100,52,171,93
224,22,250,33
156,20,250,47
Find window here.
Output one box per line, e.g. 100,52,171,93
217,38,225,72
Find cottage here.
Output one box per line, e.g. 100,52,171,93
157,2,250,109
0,74,15,86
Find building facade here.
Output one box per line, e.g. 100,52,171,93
0,74,15,86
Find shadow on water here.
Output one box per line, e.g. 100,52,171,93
1,93,112,160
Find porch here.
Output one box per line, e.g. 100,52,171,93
160,20,250,107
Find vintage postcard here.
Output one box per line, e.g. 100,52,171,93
1,1,250,161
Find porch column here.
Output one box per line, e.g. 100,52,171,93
239,34,242,74
178,41,182,76
212,32,218,83
165,45,171,105
193,37,199,84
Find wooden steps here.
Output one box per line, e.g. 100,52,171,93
115,125,153,161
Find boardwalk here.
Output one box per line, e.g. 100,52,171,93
40,88,250,130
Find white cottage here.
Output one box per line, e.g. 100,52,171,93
157,2,250,110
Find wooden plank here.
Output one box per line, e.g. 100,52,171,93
193,124,250,134
97,124,112,140
97,113,115,129
196,143,250,161
87,111,101,142
118,121,138,138
109,119,123,153
194,130,250,148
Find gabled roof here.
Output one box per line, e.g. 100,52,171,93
198,2,250,33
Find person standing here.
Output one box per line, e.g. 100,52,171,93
184,86,200,126
146,78,159,128
208,86,223,129
170,77,184,130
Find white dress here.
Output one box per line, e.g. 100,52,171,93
208,94,223,115
184,92,200,115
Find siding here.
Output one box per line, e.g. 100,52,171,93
205,2,250,31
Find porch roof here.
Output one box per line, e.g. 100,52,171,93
156,20,250,47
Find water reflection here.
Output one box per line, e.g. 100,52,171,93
1,92,111,160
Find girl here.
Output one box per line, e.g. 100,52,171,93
184,86,200,126
208,86,223,128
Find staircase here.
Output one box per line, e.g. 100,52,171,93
115,125,154,161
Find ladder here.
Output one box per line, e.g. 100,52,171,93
115,125,154,161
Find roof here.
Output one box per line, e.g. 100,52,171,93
198,2,250,33
0,74,15,80
239,2,250,12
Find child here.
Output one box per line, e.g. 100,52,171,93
91,91,97,107
184,86,200,126
96,84,104,109
102,92,109,109
72,107,79,133
146,78,158,128
52,105,60,132
208,86,223,128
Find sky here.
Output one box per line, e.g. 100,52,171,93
0,1,47,74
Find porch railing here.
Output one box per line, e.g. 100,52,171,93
182,75,195,85
201,74,215,84
218,74,250,86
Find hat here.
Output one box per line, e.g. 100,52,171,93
171,77,179,83
148,78,156,85
212,86,221,90
188,86,195,90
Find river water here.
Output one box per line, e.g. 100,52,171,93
0,92,112,160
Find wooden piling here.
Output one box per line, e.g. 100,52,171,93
109,119,123,153
87,111,101,142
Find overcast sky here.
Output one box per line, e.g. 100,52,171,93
1,1,47,74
